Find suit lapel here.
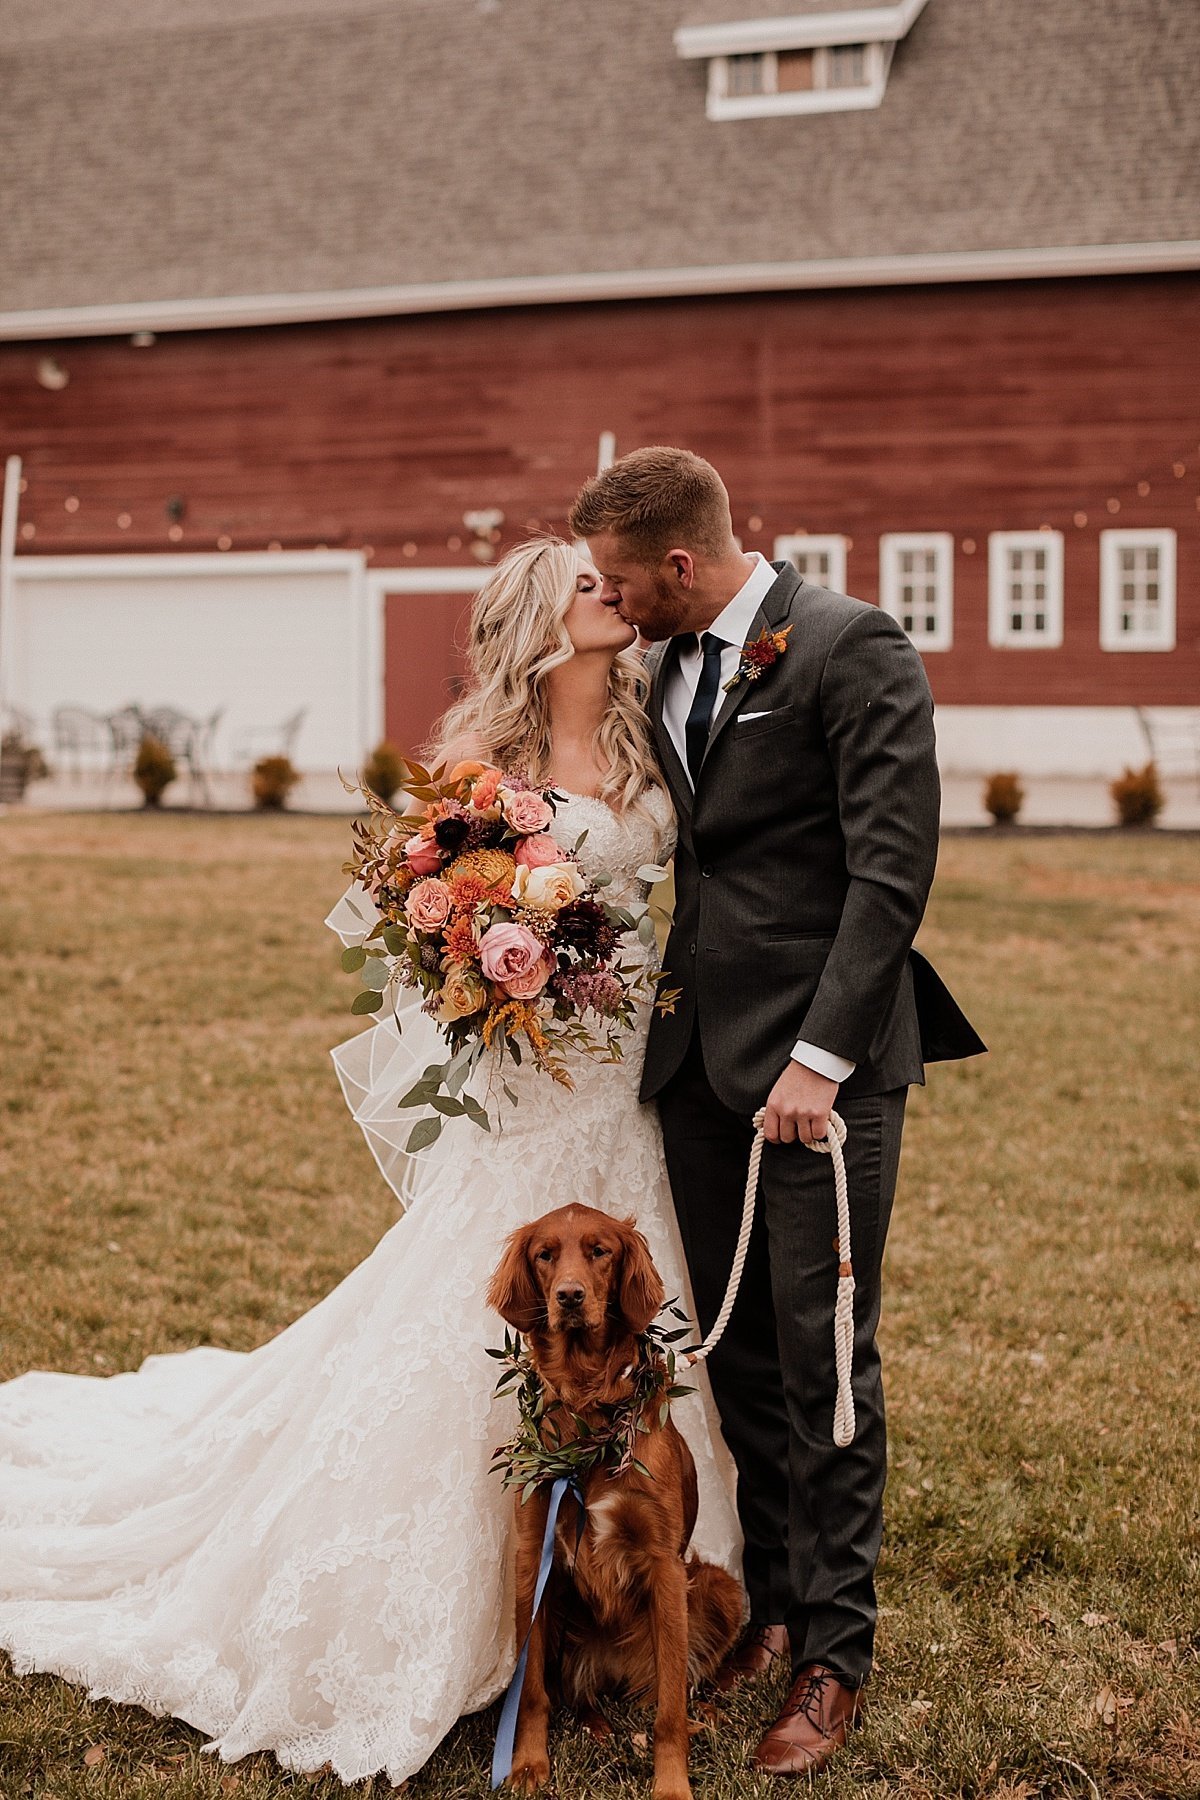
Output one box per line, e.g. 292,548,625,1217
700,562,801,775
647,637,693,818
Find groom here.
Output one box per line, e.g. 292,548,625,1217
570,448,983,1776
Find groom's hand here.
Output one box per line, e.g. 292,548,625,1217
764,1062,839,1148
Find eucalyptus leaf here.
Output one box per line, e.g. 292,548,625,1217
350,989,385,1015
382,924,408,956
636,864,670,884
398,1078,440,1108
405,1115,444,1153
637,915,657,945
502,1083,518,1106
462,1094,492,1132
572,830,589,851
360,957,391,991
429,1095,466,1117
340,944,367,972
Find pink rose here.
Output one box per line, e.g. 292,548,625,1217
404,833,443,876
501,951,555,1000
404,878,453,932
501,789,554,835
478,921,548,992
513,832,565,869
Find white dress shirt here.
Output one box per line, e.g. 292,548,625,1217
661,553,856,1088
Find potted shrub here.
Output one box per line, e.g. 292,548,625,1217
1110,761,1163,828
133,734,177,807
362,739,406,803
0,731,50,804
251,754,301,810
982,771,1024,826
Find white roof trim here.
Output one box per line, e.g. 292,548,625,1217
11,551,365,578
675,0,929,58
1,240,1198,341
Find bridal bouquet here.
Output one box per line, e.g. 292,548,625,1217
340,757,675,1149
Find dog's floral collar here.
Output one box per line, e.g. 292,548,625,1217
724,623,794,692
487,1309,694,1499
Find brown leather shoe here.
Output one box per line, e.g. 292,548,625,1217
712,1622,790,1692
752,1663,863,1775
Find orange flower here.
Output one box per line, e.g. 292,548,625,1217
447,759,488,785
470,767,504,811
443,915,478,962
447,871,488,911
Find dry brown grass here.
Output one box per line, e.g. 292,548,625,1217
0,815,1197,1799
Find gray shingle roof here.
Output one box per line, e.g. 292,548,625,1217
1,0,1197,329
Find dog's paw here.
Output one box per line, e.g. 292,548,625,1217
509,1756,550,1793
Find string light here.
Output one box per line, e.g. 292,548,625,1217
64,496,79,513
217,534,232,550
403,541,417,557
961,538,976,554
1106,498,1120,513
1137,480,1150,497
168,525,184,542
1073,512,1087,527
748,514,763,532
117,513,132,529
268,540,282,552
20,522,35,539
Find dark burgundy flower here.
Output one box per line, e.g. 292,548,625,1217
554,898,619,960
434,814,471,852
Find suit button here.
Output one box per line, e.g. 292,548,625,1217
689,943,697,956
701,865,713,877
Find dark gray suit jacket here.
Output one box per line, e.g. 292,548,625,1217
641,562,984,1115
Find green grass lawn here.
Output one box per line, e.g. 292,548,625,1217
0,814,1197,1800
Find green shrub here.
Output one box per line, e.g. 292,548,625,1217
362,739,406,803
133,734,176,807
1110,760,1163,828
983,771,1024,826
251,754,301,811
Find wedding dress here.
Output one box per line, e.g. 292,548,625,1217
0,788,742,1785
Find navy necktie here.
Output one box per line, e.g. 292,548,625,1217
684,632,725,786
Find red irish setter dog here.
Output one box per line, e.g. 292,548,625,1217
487,1204,743,1800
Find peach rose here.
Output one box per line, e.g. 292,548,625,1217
404,832,443,877
511,860,586,912
513,832,565,870
404,878,453,932
436,961,486,1022
479,921,547,989
447,759,488,785
501,788,554,834
470,767,504,812
501,950,555,1000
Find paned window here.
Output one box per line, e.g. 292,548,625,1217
988,532,1064,648
1100,529,1176,651
879,533,953,650
774,534,847,592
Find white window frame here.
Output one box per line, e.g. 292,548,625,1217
774,533,847,592
706,41,890,120
879,533,953,651
1099,529,1176,652
988,531,1065,649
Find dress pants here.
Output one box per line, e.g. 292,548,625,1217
657,1024,907,1686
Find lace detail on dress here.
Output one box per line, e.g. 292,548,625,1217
0,780,738,1786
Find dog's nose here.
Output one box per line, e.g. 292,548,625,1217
555,1284,585,1308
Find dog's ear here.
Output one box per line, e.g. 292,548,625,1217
616,1219,665,1336
487,1226,545,1332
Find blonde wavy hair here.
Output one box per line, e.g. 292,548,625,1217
427,537,664,815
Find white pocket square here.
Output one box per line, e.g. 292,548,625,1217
737,709,775,722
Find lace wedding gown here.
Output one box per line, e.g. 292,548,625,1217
0,789,742,1785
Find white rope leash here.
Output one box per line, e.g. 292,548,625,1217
681,1107,856,1449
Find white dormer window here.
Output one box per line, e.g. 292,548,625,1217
675,1,930,122
706,41,885,117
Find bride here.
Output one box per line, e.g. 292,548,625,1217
0,538,742,1785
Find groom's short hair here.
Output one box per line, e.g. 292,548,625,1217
569,446,732,565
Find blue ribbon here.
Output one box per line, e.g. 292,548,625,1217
491,1475,586,1789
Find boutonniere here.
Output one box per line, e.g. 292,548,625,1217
724,623,793,692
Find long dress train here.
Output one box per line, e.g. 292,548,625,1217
0,789,742,1784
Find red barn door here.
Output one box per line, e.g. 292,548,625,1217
383,590,474,759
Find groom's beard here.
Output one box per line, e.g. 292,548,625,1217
631,574,692,642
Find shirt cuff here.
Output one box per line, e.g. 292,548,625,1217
790,1040,856,1084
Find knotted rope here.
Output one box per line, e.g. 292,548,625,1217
681,1107,856,1448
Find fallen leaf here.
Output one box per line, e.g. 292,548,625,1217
83,1745,106,1768
910,1698,933,1714
1093,1685,1118,1728
220,1776,242,1794
990,1781,1036,1800
631,1731,648,1750
1158,1638,1179,1657
1031,1606,1056,1631
1081,1611,1114,1628
1019,1460,1038,1478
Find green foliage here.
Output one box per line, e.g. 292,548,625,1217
1111,760,1164,827
250,754,301,811
133,734,176,807
983,770,1024,825
361,739,407,803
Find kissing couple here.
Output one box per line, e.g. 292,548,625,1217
0,447,982,1784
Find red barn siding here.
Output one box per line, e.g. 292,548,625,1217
2,273,1198,707
383,590,472,756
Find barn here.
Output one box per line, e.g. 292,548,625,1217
1,0,1198,783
